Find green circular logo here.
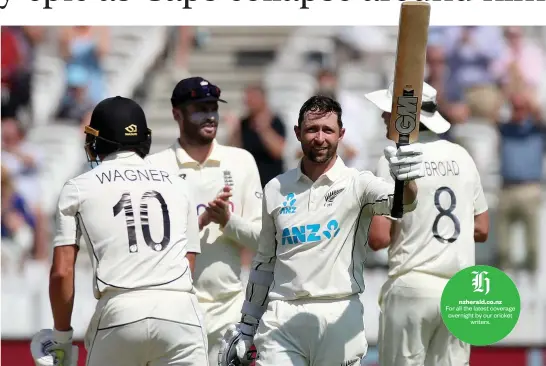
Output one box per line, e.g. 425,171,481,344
440,265,520,346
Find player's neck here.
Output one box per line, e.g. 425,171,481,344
178,137,213,164
301,155,338,182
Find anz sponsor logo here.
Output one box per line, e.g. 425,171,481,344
281,219,340,245
279,193,297,215
196,202,235,215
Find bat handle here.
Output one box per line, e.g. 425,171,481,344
391,141,408,219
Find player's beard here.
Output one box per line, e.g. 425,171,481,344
182,114,218,146
304,141,337,164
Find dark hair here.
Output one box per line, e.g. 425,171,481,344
297,95,342,128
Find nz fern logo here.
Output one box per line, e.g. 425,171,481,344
324,188,345,207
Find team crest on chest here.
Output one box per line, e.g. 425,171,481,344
324,188,345,207
223,170,234,187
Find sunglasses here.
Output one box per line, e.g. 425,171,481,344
187,84,221,100
173,83,223,108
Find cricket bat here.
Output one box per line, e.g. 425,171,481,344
388,1,430,219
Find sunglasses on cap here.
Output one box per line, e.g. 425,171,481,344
176,83,226,106
193,83,221,98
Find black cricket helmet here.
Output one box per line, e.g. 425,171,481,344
84,96,152,163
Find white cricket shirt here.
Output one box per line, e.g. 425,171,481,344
53,152,200,300
255,156,415,301
376,138,488,280
145,140,262,303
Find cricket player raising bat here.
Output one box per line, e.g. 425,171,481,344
31,97,207,366
365,82,490,366
218,95,425,366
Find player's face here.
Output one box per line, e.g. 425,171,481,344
176,101,219,145
382,112,391,138
295,112,344,164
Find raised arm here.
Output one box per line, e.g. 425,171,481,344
368,156,396,251
356,144,423,217
355,171,418,218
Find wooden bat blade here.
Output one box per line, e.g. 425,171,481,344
387,1,431,144
389,1,430,219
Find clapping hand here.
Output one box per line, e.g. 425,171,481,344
198,186,233,230
206,186,233,227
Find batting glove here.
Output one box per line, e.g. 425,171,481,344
384,144,425,182
218,324,256,366
30,328,79,366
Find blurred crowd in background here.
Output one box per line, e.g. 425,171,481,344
1,25,545,281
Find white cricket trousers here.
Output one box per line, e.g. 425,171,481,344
200,291,245,366
254,294,368,366
378,272,470,366
85,289,208,366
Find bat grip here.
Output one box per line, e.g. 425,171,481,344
391,140,409,219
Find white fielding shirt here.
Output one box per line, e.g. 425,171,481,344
52,152,200,300
145,140,262,303
254,156,417,301
376,138,488,280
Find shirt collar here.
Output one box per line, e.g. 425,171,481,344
171,139,222,166
296,155,347,184
101,151,144,165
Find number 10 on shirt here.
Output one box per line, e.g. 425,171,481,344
113,190,171,253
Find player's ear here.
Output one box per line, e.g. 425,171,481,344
294,125,301,142
339,127,345,141
172,107,184,123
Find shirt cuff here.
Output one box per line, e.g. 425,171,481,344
53,328,73,343
381,198,419,220
403,198,418,213
220,213,244,239
186,246,201,254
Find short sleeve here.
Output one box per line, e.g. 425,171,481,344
354,171,395,216
185,198,201,254
180,184,201,254
53,180,81,247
